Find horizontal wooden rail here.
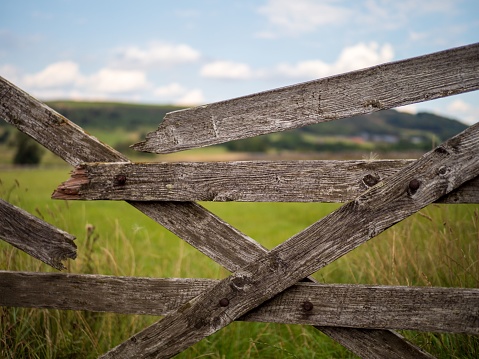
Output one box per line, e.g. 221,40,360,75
1,271,477,334
133,42,479,153
53,160,479,203
0,199,76,270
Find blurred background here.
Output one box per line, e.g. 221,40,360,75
2,0,479,165
1,0,478,121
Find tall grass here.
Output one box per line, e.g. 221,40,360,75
1,168,478,358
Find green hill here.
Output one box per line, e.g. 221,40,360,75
300,110,467,141
0,101,469,156
45,101,183,130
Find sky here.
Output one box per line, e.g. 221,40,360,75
1,0,479,124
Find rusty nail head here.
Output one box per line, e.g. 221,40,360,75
302,301,314,312
219,298,229,307
115,174,127,185
409,179,420,191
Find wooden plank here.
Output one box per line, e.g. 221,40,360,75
133,43,479,154
53,160,479,203
1,271,478,335
243,283,479,334
0,76,435,358
102,119,479,358
0,271,214,316
0,199,76,270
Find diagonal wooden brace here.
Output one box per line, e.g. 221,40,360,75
0,75,431,358
102,122,479,358
0,199,76,270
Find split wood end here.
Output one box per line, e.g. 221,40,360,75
52,166,90,200
45,233,77,270
131,140,180,154
131,121,180,154
130,139,150,153
0,198,77,271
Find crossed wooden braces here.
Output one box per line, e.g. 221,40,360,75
1,43,479,358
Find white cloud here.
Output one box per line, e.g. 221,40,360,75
176,89,204,106
200,61,253,80
258,0,458,37
396,104,418,114
199,42,394,83
154,82,187,97
17,62,151,101
154,82,204,105
447,99,479,125
257,0,352,36
271,42,394,80
87,68,149,94
23,61,83,88
113,42,201,69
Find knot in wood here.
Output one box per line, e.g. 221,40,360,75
362,173,380,188
408,179,421,195
438,166,450,177
230,276,247,291
435,146,449,155
302,301,314,312
219,298,230,307
114,174,127,186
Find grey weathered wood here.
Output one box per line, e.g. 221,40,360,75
133,43,479,154
103,119,479,358
53,160,479,203
1,271,477,335
1,75,423,358
0,199,76,270
241,283,479,334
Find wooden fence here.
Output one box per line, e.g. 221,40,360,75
1,42,479,358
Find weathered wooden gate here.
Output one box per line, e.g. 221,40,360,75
1,43,479,358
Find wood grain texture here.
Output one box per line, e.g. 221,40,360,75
103,120,479,358
0,199,76,270
133,43,479,154
1,75,427,359
53,160,479,203
2,271,477,334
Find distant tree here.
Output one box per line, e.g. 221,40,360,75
12,131,44,165
0,129,10,144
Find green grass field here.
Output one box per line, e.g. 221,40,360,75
1,167,478,358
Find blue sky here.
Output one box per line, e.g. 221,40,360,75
1,0,478,124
